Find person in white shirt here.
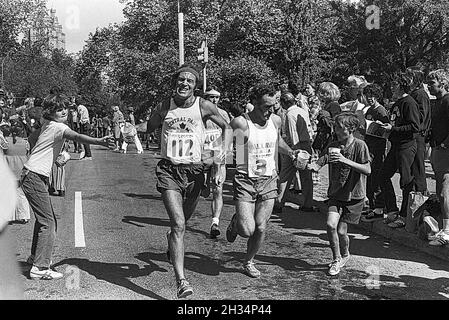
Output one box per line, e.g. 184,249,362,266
76,98,92,160
21,94,115,281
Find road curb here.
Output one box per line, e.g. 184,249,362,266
315,201,449,262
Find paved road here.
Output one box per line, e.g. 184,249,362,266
9,145,449,300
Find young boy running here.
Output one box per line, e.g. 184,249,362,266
308,112,371,276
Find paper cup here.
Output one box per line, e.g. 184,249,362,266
56,151,71,167
328,147,341,154
296,150,311,170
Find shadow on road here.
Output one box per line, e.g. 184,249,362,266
136,251,243,277
271,203,449,299
122,216,170,228
273,205,449,271
122,216,211,238
53,258,168,300
123,193,162,201
222,251,329,273
341,269,449,300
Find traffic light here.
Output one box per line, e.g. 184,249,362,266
197,40,208,63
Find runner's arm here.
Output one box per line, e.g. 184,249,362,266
201,99,233,155
146,103,167,134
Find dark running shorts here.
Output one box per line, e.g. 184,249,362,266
156,159,205,198
233,172,278,203
327,198,365,224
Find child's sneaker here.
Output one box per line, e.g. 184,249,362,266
30,266,63,280
429,231,449,246
328,259,341,276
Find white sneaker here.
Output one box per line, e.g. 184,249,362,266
429,231,449,246
328,259,341,276
30,266,63,280
79,151,85,159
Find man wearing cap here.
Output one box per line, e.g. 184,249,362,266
202,86,231,239
146,64,232,298
274,91,316,213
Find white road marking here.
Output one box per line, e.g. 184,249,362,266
74,191,86,248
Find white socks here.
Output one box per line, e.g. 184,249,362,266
212,217,219,226
373,208,383,215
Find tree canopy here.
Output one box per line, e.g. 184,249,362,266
2,0,449,113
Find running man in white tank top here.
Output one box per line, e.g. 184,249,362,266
226,83,299,278
145,64,232,299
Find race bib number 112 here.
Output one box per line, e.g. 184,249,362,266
167,132,197,161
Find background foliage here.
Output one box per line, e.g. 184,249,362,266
1,0,449,114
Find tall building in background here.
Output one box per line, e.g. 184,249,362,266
29,8,66,52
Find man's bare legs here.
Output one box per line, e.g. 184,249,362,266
234,198,274,277
162,189,200,282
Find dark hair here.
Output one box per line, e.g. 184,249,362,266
228,104,244,118
406,66,425,89
287,80,301,97
251,83,277,102
334,112,360,133
42,94,68,120
280,91,296,107
34,97,44,108
205,85,218,92
392,72,413,94
363,83,383,101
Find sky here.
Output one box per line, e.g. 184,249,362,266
46,0,126,53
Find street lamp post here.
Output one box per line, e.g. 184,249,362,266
178,0,184,66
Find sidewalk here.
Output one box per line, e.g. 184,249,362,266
306,161,449,263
